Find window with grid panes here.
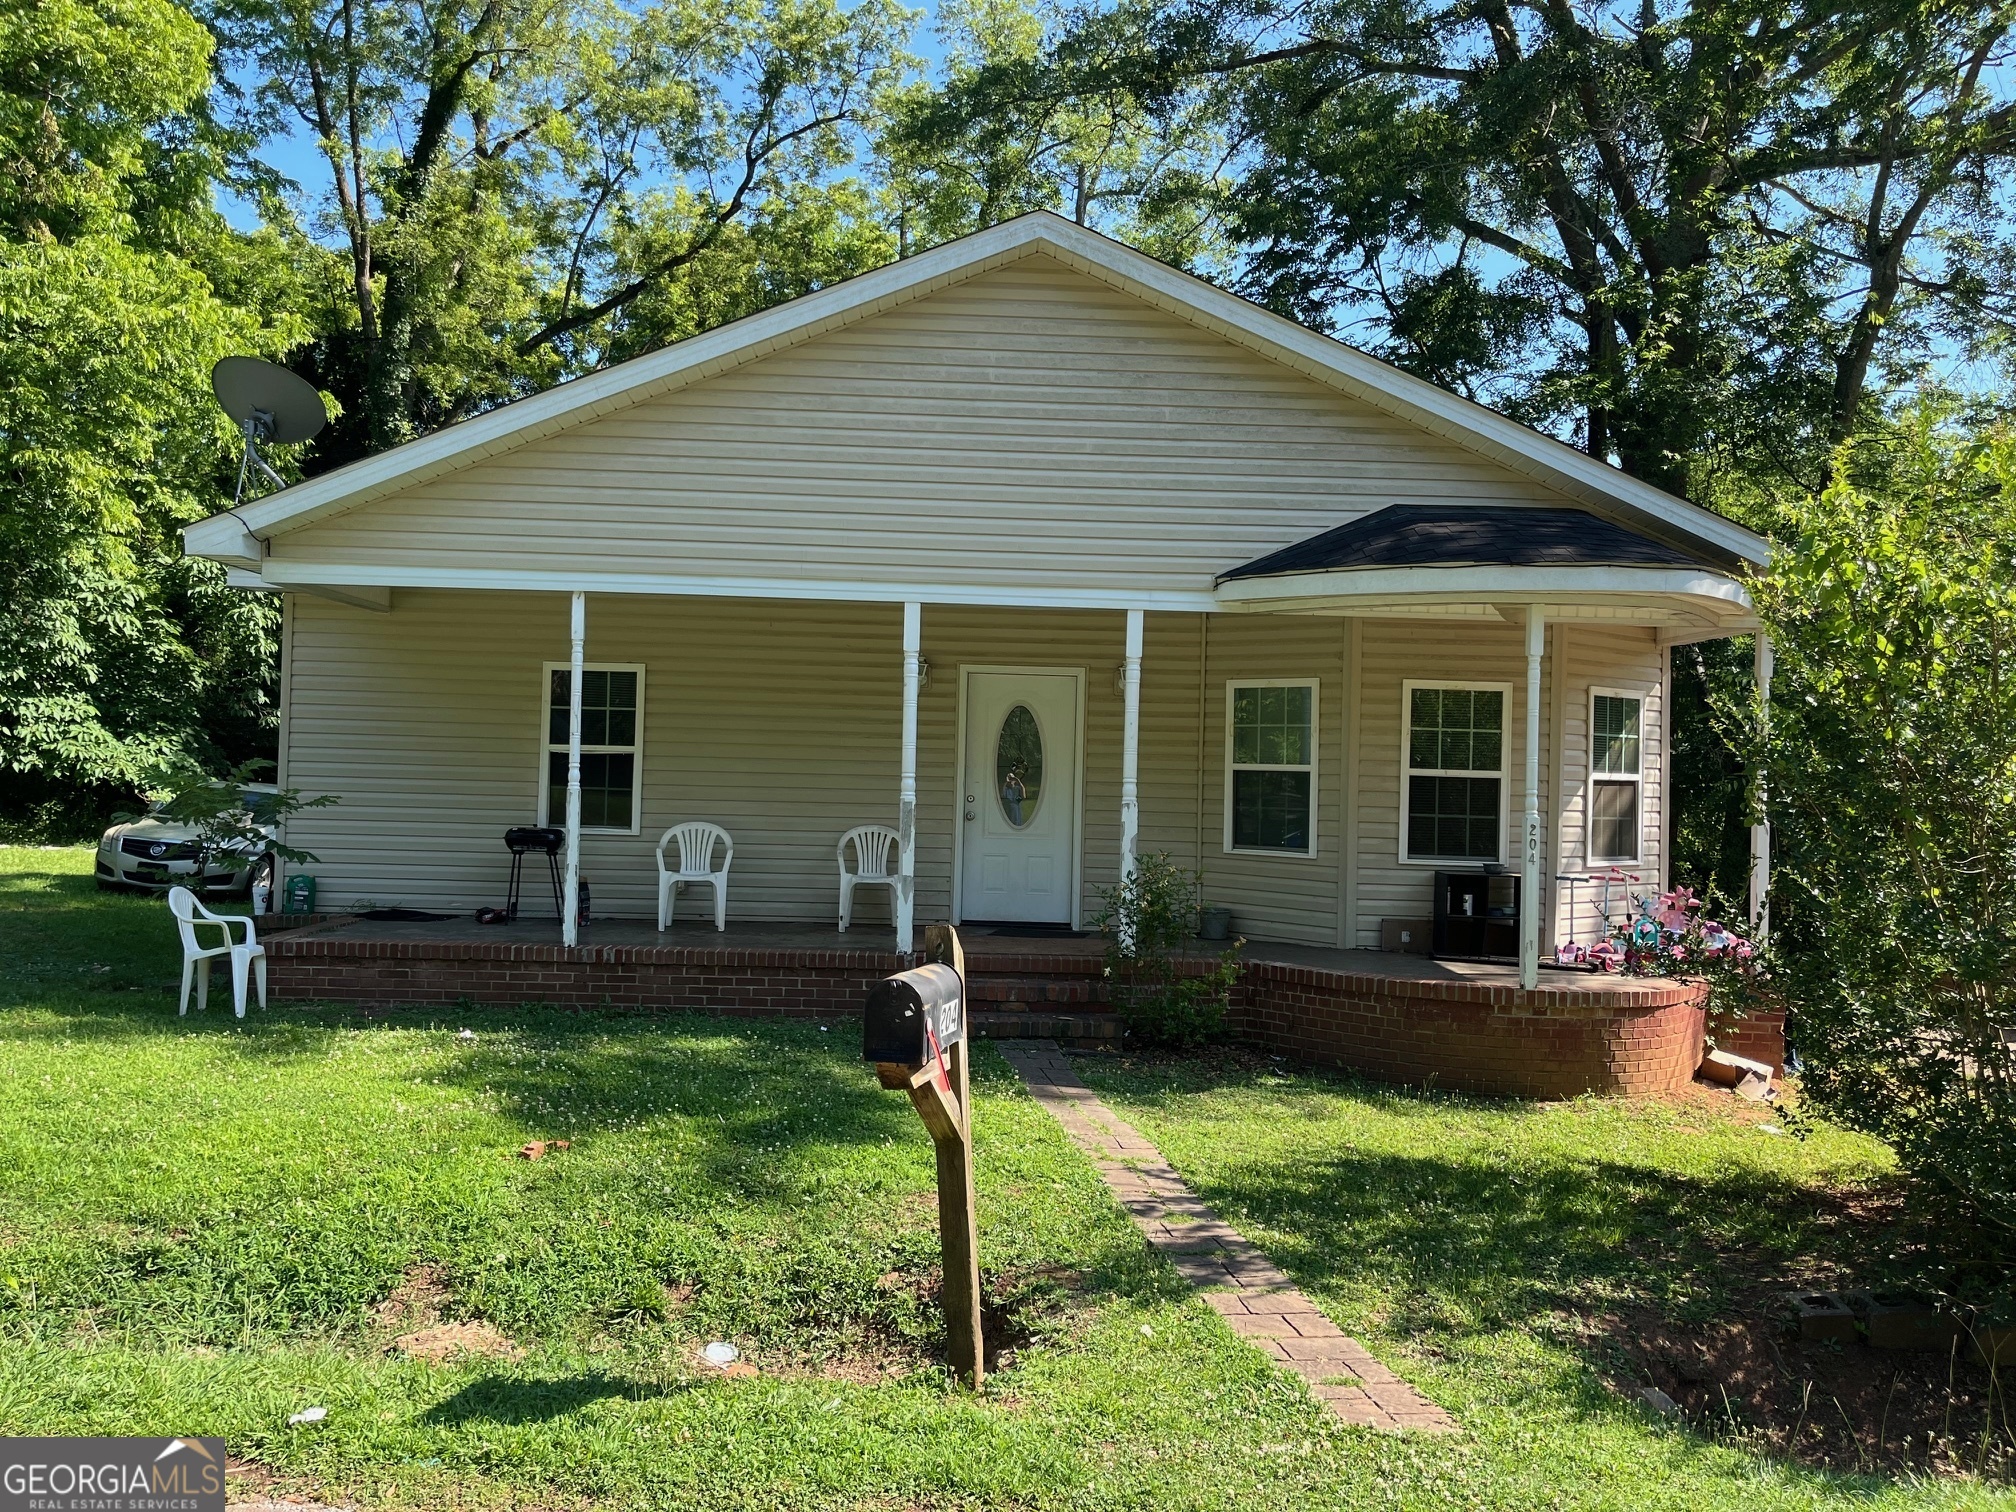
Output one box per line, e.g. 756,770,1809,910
1589,691,1643,863
542,666,642,831
1227,682,1316,854
1404,685,1505,861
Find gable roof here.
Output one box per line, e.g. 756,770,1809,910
1222,504,1709,581
184,212,1767,569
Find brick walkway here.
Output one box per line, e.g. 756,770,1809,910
996,1040,1455,1433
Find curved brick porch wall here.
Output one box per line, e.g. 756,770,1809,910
1232,963,1710,1099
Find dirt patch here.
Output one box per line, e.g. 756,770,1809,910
753,1262,1092,1384
225,1456,345,1512
373,1262,450,1334
394,1319,525,1365
1597,1302,2011,1479
373,1263,523,1363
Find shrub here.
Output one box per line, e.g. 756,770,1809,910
1750,406,2016,1257
1095,852,1240,1048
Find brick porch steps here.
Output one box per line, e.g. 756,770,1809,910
971,1008,1122,1047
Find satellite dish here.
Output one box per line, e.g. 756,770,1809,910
212,357,326,443
211,357,327,502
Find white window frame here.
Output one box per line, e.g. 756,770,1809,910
1399,679,1511,866
1586,685,1646,866
536,662,646,835
1223,679,1320,858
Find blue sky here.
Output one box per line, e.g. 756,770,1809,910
218,0,949,234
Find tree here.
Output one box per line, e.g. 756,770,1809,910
1753,402,2016,1250
0,0,214,240
0,0,301,836
910,0,2016,497
880,0,1233,269
213,0,910,462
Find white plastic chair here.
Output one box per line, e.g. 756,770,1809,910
168,885,266,1018
836,825,900,931
656,823,733,931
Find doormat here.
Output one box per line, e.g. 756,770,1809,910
979,923,1090,938
360,907,457,922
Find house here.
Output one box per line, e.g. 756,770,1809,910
184,213,1771,1095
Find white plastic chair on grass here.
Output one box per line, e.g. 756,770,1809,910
656,822,733,931
168,885,267,1018
836,825,900,931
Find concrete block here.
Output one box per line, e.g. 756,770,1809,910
1850,1291,1962,1351
1787,1290,1858,1343
1973,1323,2016,1367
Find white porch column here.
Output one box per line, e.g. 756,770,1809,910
1520,609,1545,990
1749,631,1774,937
1119,610,1144,884
897,601,921,956
562,590,585,948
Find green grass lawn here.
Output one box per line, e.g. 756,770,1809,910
0,844,2007,1510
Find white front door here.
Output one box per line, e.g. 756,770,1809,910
960,670,1080,924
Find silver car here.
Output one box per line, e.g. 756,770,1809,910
95,784,279,894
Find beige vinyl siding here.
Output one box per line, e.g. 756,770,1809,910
1349,619,1552,948
272,256,1573,597
282,590,1153,927
282,591,905,920
280,590,1662,952
1195,617,1346,945
1550,626,1667,948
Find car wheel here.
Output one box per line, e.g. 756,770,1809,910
247,853,277,900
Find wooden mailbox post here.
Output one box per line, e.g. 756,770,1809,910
863,923,983,1388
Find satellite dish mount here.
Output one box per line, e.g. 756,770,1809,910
211,357,328,504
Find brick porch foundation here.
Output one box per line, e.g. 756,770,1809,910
263,919,1709,1097
1231,965,1708,1099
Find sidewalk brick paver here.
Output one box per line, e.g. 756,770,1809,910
997,1039,1456,1434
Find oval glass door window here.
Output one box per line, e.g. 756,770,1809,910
995,704,1044,827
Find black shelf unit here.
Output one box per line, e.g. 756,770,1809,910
1431,871,1520,963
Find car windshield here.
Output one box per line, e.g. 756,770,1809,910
139,788,267,818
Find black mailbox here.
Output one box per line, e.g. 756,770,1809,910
863,963,964,1068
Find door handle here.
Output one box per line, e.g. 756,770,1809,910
965,809,976,820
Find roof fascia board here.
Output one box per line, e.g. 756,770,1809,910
252,559,1221,612
1214,563,1754,612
